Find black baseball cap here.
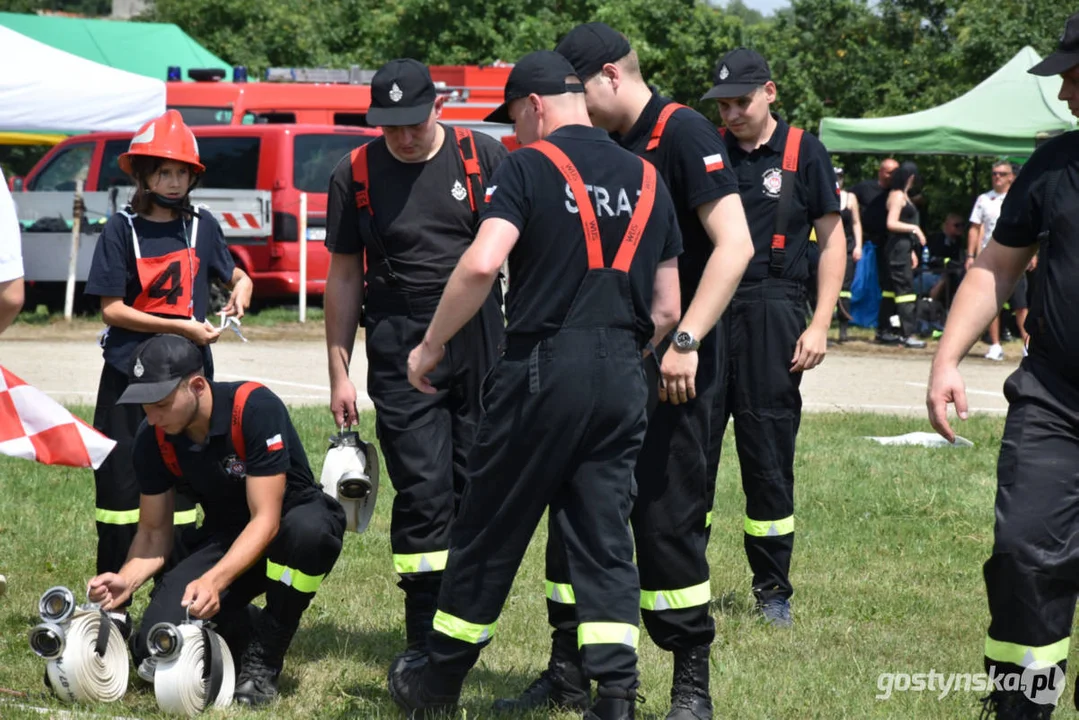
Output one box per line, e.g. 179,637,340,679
116,334,203,405
555,22,632,80
366,59,437,127
1030,12,1079,76
485,50,585,124
701,48,773,100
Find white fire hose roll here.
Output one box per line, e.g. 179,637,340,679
44,609,129,703
153,623,235,716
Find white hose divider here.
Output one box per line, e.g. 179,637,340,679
153,624,235,716
44,609,129,704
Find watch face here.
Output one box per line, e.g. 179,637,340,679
676,331,691,347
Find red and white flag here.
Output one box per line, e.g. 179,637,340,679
703,153,725,173
0,366,116,469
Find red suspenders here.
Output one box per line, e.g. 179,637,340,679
646,103,690,151
529,140,657,272
155,382,262,476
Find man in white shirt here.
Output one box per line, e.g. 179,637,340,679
0,169,24,335
967,161,1021,360
0,167,24,598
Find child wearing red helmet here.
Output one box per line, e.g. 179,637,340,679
83,109,253,636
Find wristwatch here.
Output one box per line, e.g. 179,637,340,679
670,329,700,353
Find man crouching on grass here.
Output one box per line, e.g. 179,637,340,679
87,334,346,706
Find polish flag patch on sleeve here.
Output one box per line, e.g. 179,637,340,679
265,434,284,452
485,185,497,201
703,154,725,172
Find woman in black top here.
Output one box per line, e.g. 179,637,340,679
882,161,927,348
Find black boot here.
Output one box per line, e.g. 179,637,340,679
401,591,438,659
667,645,713,719
387,650,461,719
979,691,1054,719
491,628,591,713
234,611,296,706
586,687,638,720
838,322,849,343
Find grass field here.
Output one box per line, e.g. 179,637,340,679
0,407,1062,719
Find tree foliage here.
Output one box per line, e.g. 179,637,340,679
1,0,1071,224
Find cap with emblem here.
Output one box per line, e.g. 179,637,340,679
366,58,437,127
701,47,773,100
485,50,585,124
116,334,204,405
555,21,632,80
1029,12,1079,76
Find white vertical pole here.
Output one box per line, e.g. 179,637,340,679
298,192,308,323
64,180,84,322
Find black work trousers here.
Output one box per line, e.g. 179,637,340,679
364,290,502,597
92,362,198,584
131,492,346,665
707,279,805,603
544,330,722,652
983,358,1079,699
427,327,647,693
877,234,917,337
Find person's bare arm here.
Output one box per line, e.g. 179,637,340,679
849,194,863,260
927,240,1038,440
0,277,23,332
325,252,364,426
100,297,221,345
88,490,175,610
650,258,681,353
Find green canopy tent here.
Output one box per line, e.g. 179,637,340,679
0,11,229,84
818,46,1075,157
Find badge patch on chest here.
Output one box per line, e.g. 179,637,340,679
222,454,246,480
451,180,468,202
762,167,783,197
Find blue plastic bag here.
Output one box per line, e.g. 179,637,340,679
850,242,881,329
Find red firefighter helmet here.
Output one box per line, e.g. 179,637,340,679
119,110,205,175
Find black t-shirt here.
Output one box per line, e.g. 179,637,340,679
851,180,885,215
613,91,738,308
724,114,840,283
324,126,508,297
133,382,321,531
482,125,682,342
925,230,965,270
85,210,235,373
993,130,1079,384
890,197,920,243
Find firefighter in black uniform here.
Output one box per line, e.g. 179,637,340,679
702,48,845,627
387,50,683,720
493,22,753,720
928,14,1079,718
324,59,507,661
84,109,252,637
87,334,346,706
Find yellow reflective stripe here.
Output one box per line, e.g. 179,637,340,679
839,291,852,298
545,580,576,604
705,511,713,528
985,636,1070,666
744,515,795,537
881,291,896,298
433,610,495,644
578,622,639,649
895,294,917,304
640,581,711,611
265,560,325,594
173,509,197,525
96,508,140,525
393,551,448,574
1003,303,1012,310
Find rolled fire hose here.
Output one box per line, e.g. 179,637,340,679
29,586,129,704
151,621,235,716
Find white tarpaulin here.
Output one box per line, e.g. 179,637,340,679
0,25,165,132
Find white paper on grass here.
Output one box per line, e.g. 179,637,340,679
864,431,973,448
